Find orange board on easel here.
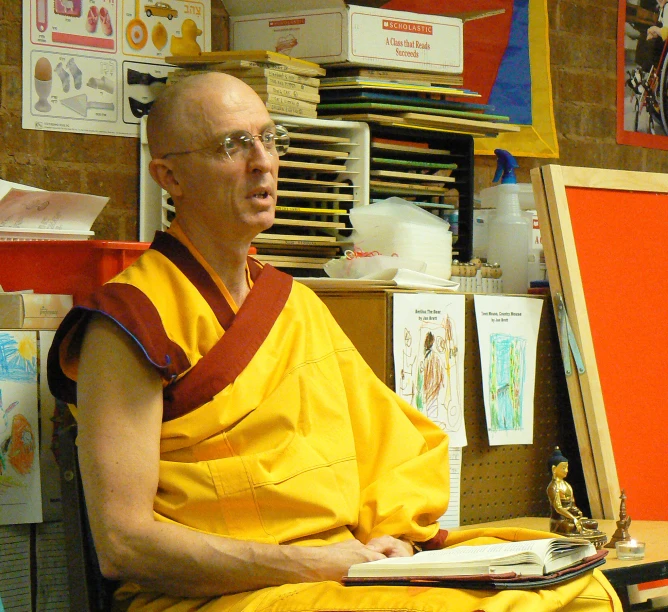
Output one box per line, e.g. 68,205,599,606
531,165,668,522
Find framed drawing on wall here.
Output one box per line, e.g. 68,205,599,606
530,165,668,522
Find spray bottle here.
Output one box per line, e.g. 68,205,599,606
486,149,530,294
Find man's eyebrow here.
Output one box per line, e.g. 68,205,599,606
211,123,278,141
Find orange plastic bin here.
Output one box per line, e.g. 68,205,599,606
0,240,150,304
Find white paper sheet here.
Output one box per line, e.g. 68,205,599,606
0,184,107,234
473,295,544,446
392,293,467,447
0,330,43,525
438,447,462,529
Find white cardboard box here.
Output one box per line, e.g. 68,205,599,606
224,0,470,74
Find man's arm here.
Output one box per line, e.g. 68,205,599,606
76,314,399,598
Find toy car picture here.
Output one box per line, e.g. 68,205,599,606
145,2,178,19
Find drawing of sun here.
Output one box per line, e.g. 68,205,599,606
17,335,37,364
0,332,38,382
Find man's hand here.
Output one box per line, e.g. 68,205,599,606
366,535,414,558
299,536,411,584
648,25,662,40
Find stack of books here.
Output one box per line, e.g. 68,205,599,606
317,65,519,138
165,50,325,119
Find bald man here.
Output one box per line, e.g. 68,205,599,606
48,73,621,612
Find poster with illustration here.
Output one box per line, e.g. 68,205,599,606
616,0,668,149
392,292,467,448
22,0,211,137
0,331,43,525
473,295,543,446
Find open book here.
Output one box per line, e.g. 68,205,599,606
347,538,598,579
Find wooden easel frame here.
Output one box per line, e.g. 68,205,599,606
531,165,668,520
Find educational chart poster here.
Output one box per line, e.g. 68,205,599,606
392,293,467,448
22,0,211,137
0,331,42,525
474,295,542,446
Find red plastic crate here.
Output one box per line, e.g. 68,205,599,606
0,240,150,304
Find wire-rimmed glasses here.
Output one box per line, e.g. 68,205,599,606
162,124,290,162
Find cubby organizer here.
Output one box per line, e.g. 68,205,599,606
366,124,475,263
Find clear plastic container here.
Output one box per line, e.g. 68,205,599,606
486,184,531,294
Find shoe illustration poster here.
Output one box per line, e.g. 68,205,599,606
22,0,210,137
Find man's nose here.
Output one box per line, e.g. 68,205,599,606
247,138,274,170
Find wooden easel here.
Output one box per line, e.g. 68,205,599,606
531,165,668,521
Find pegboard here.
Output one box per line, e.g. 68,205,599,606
456,294,573,524
315,289,582,526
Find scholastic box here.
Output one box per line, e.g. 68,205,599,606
224,0,491,74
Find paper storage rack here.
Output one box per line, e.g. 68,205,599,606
254,115,369,272
139,115,369,274
366,124,474,263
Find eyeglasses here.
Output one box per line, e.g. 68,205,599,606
162,124,290,162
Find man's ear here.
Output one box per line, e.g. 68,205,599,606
149,158,183,198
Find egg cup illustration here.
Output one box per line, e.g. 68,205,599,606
34,57,52,112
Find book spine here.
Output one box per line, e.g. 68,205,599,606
243,69,320,88
338,68,464,86
262,96,317,118
166,69,321,91
249,82,320,104
244,75,319,95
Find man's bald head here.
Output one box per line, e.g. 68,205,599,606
146,72,266,159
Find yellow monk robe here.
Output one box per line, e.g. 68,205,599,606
47,230,621,612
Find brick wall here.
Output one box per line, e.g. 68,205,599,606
2,0,667,240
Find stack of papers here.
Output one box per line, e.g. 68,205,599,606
297,269,460,291
0,179,108,240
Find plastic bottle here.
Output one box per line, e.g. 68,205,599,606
486,149,531,294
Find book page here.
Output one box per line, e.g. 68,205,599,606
0,186,107,234
438,447,461,529
349,538,560,577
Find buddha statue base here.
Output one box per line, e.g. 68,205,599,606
559,529,608,550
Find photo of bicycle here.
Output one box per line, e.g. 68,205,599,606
623,0,668,135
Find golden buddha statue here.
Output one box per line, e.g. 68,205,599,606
546,447,607,549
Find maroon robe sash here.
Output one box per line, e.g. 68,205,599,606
47,231,293,423
162,263,293,421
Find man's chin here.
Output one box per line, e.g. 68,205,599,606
250,210,276,235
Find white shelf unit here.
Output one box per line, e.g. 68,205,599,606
139,115,369,272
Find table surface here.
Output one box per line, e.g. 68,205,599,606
454,517,668,585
